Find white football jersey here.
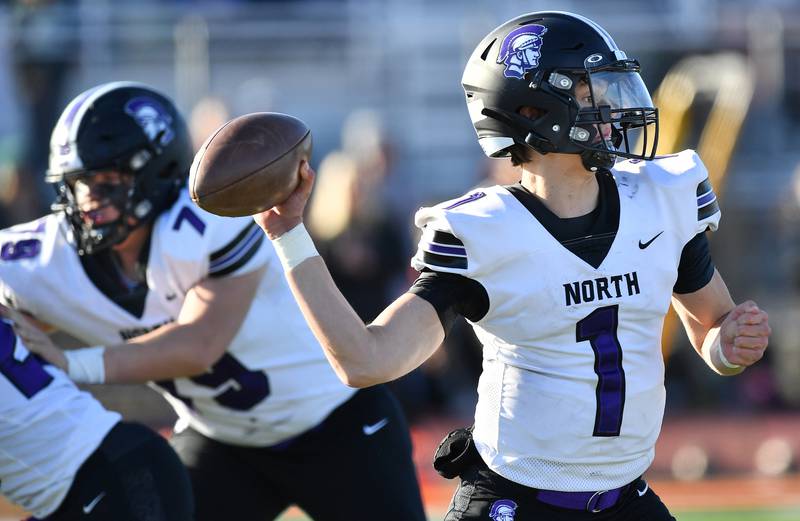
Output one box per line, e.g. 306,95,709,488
0,189,354,447
0,320,120,518
412,150,720,491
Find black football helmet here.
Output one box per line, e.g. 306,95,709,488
46,82,191,255
462,11,658,171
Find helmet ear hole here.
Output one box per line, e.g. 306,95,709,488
518,106,547,121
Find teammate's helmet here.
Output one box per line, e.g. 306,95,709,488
462,11,658,171
46,82,191,255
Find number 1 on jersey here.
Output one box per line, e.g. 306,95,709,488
576,305,626,437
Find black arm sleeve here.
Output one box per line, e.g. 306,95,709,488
673,232,716,294
407,269,490,333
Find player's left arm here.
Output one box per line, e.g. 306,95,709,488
102,267,264,382
672,269,770,376
668,154,769,374
4,268,264,383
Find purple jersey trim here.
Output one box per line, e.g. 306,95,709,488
444,192,485,210
697,191,716,207
209,227,262,273
425,243,467,256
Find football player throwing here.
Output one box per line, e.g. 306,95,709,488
254,11,770,521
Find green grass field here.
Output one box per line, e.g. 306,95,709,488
674,510,800,521
276,507,800,520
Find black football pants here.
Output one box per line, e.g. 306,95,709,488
170,385,426,521
445,458,676,521
41,421,194,521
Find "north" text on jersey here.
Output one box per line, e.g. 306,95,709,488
563,272,640,306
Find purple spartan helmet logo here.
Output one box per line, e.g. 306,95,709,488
497,24,548,79
489,499,518,521
124,97,175,147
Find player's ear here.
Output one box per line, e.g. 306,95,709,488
299,160,310,177
519,106,545,120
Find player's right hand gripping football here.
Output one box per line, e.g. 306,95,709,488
252,161,315,240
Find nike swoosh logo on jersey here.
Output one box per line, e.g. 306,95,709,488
363,418,389,436
165,293,178,301
637,481,649,497
83,491,106,514
638,231,663,249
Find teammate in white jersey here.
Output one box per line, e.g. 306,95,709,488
0,317,193,520
253,11,771,521
2,82,424,521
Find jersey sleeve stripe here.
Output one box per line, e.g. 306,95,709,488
210,222,258,262
696,178,713,197
698,199,720,221
697,191,716,207
422,251,468,269
432,230,464,246
424,243,467,256
209,226,262,272
209,233,264,278
210,225,261,270
210,226,261,269
695,177,719,221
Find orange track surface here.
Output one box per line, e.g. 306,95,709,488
4,415,799,518
1,475,797,519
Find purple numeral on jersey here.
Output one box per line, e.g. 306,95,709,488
0,322,53,398
191,354,270,410
173,206,206,235
576,305,626,437
157,353,270,411
1,239,41,261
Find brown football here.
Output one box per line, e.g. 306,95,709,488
189,112,312,217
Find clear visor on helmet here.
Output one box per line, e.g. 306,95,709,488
573,68,658,161
586,70,654,113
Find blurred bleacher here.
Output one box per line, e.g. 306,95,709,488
4,0,800,202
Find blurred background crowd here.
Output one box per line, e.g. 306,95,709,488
1,0,800,486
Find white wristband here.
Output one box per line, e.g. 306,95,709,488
65,346,106,384
271,223,319,271
717,343,742,370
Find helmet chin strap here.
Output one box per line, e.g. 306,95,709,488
482,106,618,171
580,149,615,171
574,123,618,171
481,106,620,172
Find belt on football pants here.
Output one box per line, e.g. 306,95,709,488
535,480,636,512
